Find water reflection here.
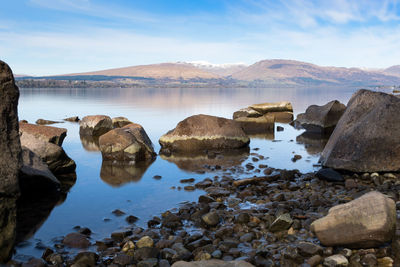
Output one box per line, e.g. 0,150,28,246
160,148,249,173
0,197,17,263
248,132,275,140
296,131,330,155
100,160,154,187
80,135,100,152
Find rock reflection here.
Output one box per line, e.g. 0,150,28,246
160,148,249,173
100,160,154,187
80,135,100,152
248,132,275,140
0,197,17,263
296,131,330,155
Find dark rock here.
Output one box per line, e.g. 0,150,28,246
62,232,90,248
235,213,250,224
74,252,98,267
64,116,80,122
19,123,67,146
113,253,135,266
21,258,46,267
360,254,377,266
138,258,158,267
134,247,160,261
296,242,323,257
171,259,255,267
159,114,249,153
277,126,284,131
126,215,139,224
316,168,344,182
35,119,62,125
112,209,125,216
320,89,400,172
201,211,220,226
112,116,132,128
198,195,215,204
180,178,195,183
269,213,293,232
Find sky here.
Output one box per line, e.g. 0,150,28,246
1,0,400,75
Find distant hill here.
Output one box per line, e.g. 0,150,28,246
181,61,248,76
67,63,221,80
383,65,400,76
230,59,400,86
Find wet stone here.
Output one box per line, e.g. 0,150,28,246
180,178,195,183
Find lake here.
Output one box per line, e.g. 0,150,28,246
13,86,379,260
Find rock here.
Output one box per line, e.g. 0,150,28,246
307,255,322,267
64,116,80,122
316,168,344,182
19,147,60,193
360,254,377,266
99,123,156,163
296,242,323,257
112,116,133,128
113,253,135,265
134,247,160,261
62,232,90,248
377,257,393,267
295,100,346,133
138,258,158,267
234,115,274,135
277,126,284,131
269,213,293,232
311,191,396,248
19,123,67,146
20,132,76,174
79,115,113,137
233,107,262,119
323,254,349,267
202,211,220,226
136,236,154,248
159,114,249,153
249,101,293,113
268,111,294,123
320,89,400,172
35,119,62,125
0,60,21,196
171,260,255,267
73,252,98,267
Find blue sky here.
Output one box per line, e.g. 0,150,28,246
1,0,400,75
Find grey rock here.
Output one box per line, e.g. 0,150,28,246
201,211,220,226
79,115,113,137
269,213,293,232
316,168,344,182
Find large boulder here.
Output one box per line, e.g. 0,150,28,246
112,116,133,128
311,191,396,248
249,101,293,113
20,132,76,175
159,114,249,153
320,89,400,172
172,260,255,267
99,123,156,163
233,101,294,124
19,123,67,146
234,114,274,135
79,115,113,137
295,100,346,133
0,61,21,196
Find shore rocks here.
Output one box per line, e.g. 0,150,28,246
320,89,400,172
172,260,255,267
0,60,21,196
99,123,156,163
295,100,346,133
233,108,261,119
79,115,113,137
62,232,90,248
311,191,396,248
112,116,133,128
159,114,249,153
19,123,67,146
35,119,62,125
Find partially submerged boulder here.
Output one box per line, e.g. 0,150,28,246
79,115,113,137
20,132,76,175
36,119,62,125
99,123,156,163
311,191,396,248
64,116,80,122
159,114,249,153
0,60,21,196
233,101,293,124
320,89,400,172
19,123,67,146
112,116,133,128
249,101,293,113
234,114,274,135
295,100,346,133
233,108,262,119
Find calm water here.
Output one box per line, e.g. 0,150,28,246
14,86,381,259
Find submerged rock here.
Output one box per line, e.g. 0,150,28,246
159,114,249,153
295,100,346,133
112,116,133,128
63,232,90,248
311,191,396,248
99,123,156,163
19,123,67,146
0,60,21,196
320,90,400,172
79,115,113,137
64,116,80,122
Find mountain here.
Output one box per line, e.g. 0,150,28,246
67,63,221,80
181,61,248,76
383,65,400,76
230,59,400,86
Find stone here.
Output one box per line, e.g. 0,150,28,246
316,168,344,182
323,254,349,267
113,253,135,265
99,123,156,163
159,114,249,153
79,115,113,137
64,116,80,122
233,107,262,119
35,119,62,125
202,211,220,226
112,116,133,128
19,123,67,146
360,254,377,266
269,213,293,232
296,242,323,257
137,258,158,267
73,252,98,267
0,60,21,196
249,101,293,113
234,115,274,135
136,236,154,248
307,255,322,267
134,247,160,261
295,100,346,133
311,191,396,248
320,89,400,172
171,260,255,267
62,232,90,248
21,258,46,267
377,257,393,267
268,111,294,123
20,132,76,174
19,147,60,193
